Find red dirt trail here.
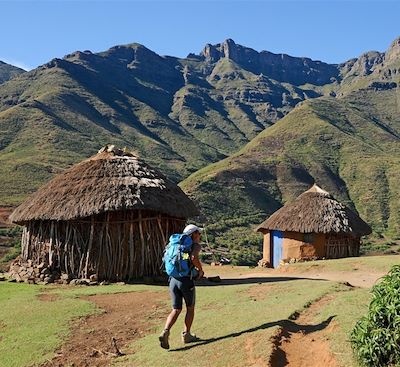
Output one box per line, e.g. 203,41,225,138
40,290,169,367
269,294,339,367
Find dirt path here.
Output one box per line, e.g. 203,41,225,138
236,270,384,288
269,294,339,367
40,290,169,367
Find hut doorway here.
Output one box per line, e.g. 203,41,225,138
272,230,283,267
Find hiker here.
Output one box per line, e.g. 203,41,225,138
159,224,205,349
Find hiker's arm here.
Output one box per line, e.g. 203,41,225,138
191,246,204,278
191,254,203,273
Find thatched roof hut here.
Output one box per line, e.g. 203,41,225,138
10,145,199,281
257,184,371,236
256,184,372,267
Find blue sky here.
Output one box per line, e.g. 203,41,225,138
1,0,399,70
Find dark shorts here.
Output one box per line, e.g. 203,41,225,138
169,277,196,309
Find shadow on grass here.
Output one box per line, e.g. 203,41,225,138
125,275,328,287
196,276,328,286
170,315,335,352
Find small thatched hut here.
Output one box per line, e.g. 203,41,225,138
10,145,199,281
256,184,372,268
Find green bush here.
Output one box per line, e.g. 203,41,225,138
0,226,22,237
0,240,21,263
230,248,261,266
351,265,400,366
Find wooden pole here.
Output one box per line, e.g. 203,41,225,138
138,210,145,277
84,217,95,278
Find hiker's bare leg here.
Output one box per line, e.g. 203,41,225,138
184,305,195,333
165,308,181,330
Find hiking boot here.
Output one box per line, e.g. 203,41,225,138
182,331,199,343
159,329,170,349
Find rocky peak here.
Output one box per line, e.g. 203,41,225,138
0,61,26,84
98,43,164,67
200,39,244,62
386,36,400,61
352,51,385,76
200,39,339,86
340,37,400,81
221,38,238,59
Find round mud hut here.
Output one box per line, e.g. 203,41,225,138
256,184,372,268
10,145,199,281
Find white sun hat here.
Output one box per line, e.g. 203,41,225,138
183,224,204,236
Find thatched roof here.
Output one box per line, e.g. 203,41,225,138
256,184,372,236
10,145,199,223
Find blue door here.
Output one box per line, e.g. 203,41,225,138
272,230,283,268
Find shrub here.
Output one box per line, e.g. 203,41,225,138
0,226,22,237
351,265,400,366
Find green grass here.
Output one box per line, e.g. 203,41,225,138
0,282,164,367
182,88,400,260
48,283,165,298
117,280,344,367
0,283,95,367
1,256,395,367
316,288,372,367
273,255,400,274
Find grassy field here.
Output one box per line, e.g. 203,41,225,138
0,283,95,367
1,255,399,367
272,255,400,274
316,288,371,367
0,282,163,367
118,280,344,367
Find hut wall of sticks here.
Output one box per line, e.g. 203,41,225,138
256,184,372,268
10,145,199,282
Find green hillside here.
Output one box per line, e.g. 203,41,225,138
182,87,400,256
0,36,399,227
0,61,25,85
0,39,345,205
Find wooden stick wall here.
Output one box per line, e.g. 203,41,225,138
20,210,185,281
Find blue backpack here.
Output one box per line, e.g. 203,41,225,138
163,234,198,278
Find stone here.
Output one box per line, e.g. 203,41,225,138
8,278,16,283
37,262,46,270
258,259,271,268
89,281,98,286
43,277,53,284
70,279,89,286
99,281,109,286
10,265,21,273
0,274,6,281
89,274,98,282
60,273,70,281
14,274,23,283
20,270,28,277
41,268,50,275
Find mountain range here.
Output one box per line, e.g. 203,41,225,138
0,37,399,249
0,61,25,85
